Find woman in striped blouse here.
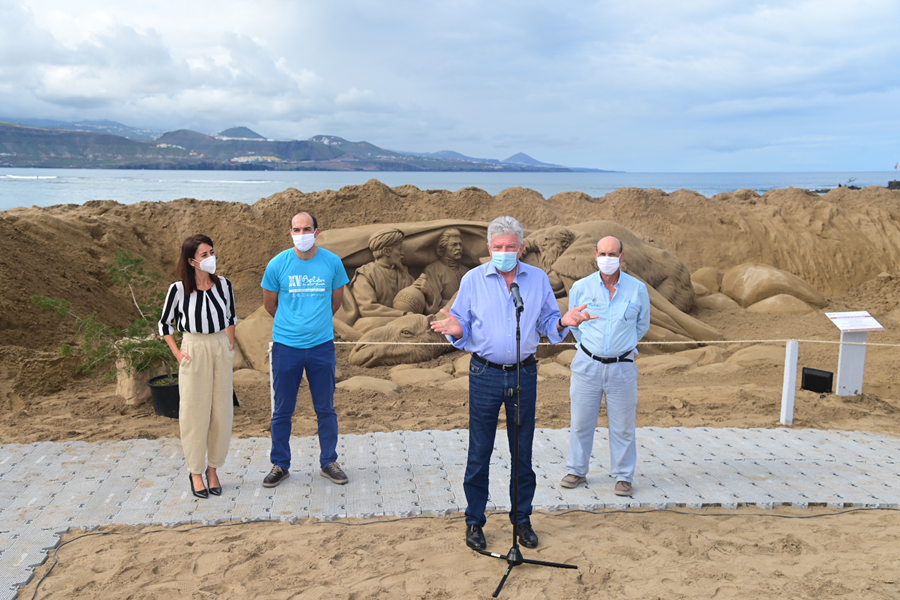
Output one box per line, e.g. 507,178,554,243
159,234,237,499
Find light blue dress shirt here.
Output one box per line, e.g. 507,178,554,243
568,271,651,357
448,261,567,364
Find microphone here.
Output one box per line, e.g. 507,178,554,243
510,282,524,313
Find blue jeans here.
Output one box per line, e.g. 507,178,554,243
464,358,538,527
270,340,338,470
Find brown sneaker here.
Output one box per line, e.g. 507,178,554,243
321,461,349,485
262,465,289,488
560,474,587,489
614,481,633,496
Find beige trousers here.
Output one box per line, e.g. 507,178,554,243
179,330,234,474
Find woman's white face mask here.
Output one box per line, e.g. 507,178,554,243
195,255,217,274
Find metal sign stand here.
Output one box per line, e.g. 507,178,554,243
825,311,885,396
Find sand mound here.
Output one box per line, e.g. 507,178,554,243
722,263,827,308
746,294,816,315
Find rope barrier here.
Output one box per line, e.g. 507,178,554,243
333,339,900,348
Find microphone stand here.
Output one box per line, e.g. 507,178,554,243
474,294,576,597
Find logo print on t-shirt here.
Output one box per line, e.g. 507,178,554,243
288,274,326,295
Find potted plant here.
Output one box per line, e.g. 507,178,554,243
33,249,181,416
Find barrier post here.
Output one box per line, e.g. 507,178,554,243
780,339,799,425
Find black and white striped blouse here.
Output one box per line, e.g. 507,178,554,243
158,276,237,336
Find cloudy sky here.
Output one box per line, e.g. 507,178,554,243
1,0,898,171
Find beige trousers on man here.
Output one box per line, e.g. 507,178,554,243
179,330,234,474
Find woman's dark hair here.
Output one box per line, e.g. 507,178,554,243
177,234,214,295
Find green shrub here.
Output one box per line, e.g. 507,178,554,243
33,249,179,381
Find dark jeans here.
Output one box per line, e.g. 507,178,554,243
270,340,338,470
464,358,538,526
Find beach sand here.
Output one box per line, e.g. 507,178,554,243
3,182,900,598
15,507,900,599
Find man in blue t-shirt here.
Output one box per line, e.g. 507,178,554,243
261,212,350,488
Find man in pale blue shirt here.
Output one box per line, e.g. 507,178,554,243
562,236,650,496
431,216,594,552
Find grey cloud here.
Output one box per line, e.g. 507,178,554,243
2,0,898,171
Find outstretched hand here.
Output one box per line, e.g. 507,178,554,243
430,309,463,339
561,304,598,328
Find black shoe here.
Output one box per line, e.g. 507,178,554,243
189,473,208,499
466,524,486,550
517,523,538,549
206,469,222,496
262,465,289,488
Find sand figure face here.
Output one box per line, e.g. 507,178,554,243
443,235,463,262
381,245,405,270
347,313,452,367
420,228,470,314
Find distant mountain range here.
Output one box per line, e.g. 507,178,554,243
0,118,616,172
2,118,166,140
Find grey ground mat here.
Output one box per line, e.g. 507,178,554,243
2,426,898,598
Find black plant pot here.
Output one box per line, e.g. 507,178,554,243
148,374,180,418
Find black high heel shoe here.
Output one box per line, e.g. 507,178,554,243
205,468,222,496
190,473,209,499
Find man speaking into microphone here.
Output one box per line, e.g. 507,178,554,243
430,216,595,551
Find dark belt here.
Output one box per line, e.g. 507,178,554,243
579,344,634,364
472,353,537,371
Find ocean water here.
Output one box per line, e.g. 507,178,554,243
1,168,897,212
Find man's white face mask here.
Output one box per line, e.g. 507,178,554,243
293,233,316,252
596,256,620,276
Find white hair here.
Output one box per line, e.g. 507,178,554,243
487,216,524,246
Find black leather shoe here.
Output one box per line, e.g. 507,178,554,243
206,469,222,496
517,523,539,549
189,473,208,499
466,524,486,550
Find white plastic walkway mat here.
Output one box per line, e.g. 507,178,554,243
1,426,899,598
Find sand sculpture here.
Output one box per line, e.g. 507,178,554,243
522,220,722,353
316,219,724,367
347,313,451,368
343,228,422,322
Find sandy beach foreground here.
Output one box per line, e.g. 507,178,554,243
16,507,900,599
2,182,900,598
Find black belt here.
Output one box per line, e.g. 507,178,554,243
472,353,537,371
579,344,634,364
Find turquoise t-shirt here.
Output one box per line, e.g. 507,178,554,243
261,247,350,349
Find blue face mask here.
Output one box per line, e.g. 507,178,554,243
491,251,518,273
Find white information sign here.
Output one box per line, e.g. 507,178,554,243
825,311,885,333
